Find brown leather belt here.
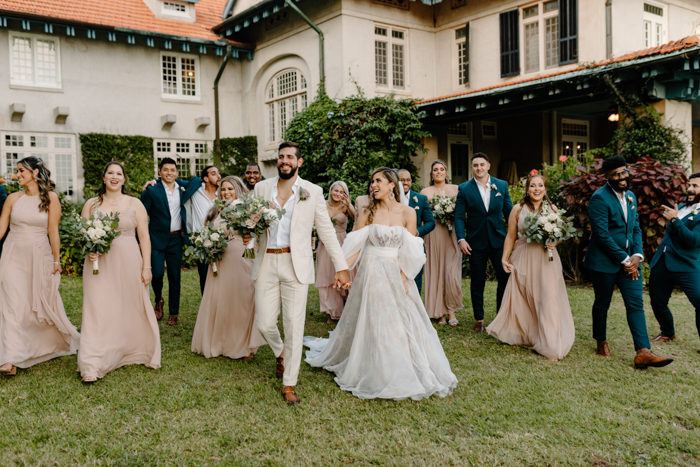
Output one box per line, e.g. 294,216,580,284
170,230,181,235
266,247,291,254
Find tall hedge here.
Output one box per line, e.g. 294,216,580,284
214,136,259,178
80,133,155,200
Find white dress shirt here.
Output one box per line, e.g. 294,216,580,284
268,176,299,249
187,184,216,233
609,184,643,263
164,183,182,232
476,176,492,212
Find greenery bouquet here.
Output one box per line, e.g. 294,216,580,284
429,190,456,231
218,195,286,259
185,225,229,276
519,202,580,261
72,212,121,274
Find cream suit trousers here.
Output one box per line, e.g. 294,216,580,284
254,252,309,387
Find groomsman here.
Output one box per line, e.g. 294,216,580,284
454,153,512,332
584,155,672,369
649,172,700,343
398,169,435,293
0,184,6,257
141,158,201,325
244,162,262,191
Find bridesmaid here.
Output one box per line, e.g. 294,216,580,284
78,161,160,382
191,176,266,360
316,181,355,323
0,156,80,376
421,160,463,326
487,174,575,361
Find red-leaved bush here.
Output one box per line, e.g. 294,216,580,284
560,156,688,261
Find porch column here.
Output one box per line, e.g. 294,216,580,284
652,100,693,171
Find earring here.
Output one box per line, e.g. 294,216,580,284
390,192,395,200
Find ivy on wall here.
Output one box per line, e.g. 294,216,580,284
213,136,259,178
79,133,155,200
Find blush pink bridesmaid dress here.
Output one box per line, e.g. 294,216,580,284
315,213,348,320
78,202,161,379
424,218,464,319
0,194,80,369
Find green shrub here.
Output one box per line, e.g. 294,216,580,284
59,196,85,276
214,136,259,178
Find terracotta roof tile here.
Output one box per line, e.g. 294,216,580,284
0,0,247,44
417,35,700,105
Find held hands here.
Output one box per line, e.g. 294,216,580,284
458,239,472,256
333,270,352,291
624,256,641,280
661,203,679,222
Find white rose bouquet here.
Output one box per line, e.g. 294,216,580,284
218,194,286,259
72,212,121,274
185,225,228,276
519,202,580,261
429,190,457,231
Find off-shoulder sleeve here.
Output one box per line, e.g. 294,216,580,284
341,227,370,269
399,229,426,280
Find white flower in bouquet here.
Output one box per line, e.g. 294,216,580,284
93,220,103,230
95,228,106,238
544,223,554,232
87,227,97,240
103,225,111,232
210,232,220,242
73,211,121,274
519,202,581,262
245,219,257,229
548,212,559,222
203,239,213,248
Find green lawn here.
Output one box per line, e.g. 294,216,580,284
1,271,699,466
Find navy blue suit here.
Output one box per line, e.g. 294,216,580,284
454,177,512,320
649,203,700,339
141,177,200,315
408,189,435,294
0,186,6,258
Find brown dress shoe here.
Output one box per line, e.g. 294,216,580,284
275,356,284,380
282,386,300,405
651,333,676,343
474,321,485,333
154,299,164,321
596,340,611,357
167,315,178,326
634,349,673,369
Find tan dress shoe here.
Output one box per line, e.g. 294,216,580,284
167,315,178,326
282,386,300,405
651,333,675,343
596,340,611,357
275,356,284,380
154,299,164,321
634,349,673,369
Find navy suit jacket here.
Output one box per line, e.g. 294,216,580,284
650,204,700,273
0,186,6,257
408,190,435,238
584,184,643,273
140,177,201,251
454,177,512,250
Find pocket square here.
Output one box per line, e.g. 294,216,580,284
690,217,694,221
631,206,636,210
495,193,502,197
414,206,420,210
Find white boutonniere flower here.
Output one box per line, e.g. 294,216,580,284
299,187,310,201
413,195,418,203
491,183,497,191
692,208,699,216
627,195,633,205
180,186,185,193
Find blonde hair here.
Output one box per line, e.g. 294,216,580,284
205,175,249,224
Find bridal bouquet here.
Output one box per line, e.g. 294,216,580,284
185,225,228,276
72,212,121,274
519,202,580,261
218,195,286,259
430,190,457,231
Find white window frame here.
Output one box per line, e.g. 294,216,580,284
0,131,77,201
153,139,212,178
264,69,308,145
561,118,590,158
9,32,62,89
162,1,189,17
374,24,409,93
454,24,469,87
160,52,201,101
520,1,559,75
643,1,667,48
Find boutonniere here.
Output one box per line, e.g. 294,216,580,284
627,195,633,205
690,217,695,221
693,209,699,216
180,186,185,193
299,187,310,201
490,183,497,191
413,195,418,203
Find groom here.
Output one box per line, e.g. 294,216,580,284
454,153,512,332
244,141,351,405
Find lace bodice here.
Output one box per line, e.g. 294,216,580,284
367,224,405,248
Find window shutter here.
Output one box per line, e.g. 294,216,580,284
464,22,470,84
499,10,519,78
559,0,578,65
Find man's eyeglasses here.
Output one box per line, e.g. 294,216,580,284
609,169,630,180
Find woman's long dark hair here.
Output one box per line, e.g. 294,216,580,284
367,167,402,225
519,174,553,213
97,161,128,206
17,156,55,213
205,175,248,224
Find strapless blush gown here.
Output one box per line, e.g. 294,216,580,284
78,204,161,379
0,194,79,368
315,213,348,319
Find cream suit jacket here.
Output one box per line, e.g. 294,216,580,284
252,177,349,285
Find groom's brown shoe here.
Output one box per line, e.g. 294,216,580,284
275,357,284,380
651,333,675,343
596,340,611,357
282,386,300,405
474,321,485,333
634,349,673,369
167,315,178,326
154,299,164,321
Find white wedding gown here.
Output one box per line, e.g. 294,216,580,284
304,224,458,401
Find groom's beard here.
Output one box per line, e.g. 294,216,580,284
278,164,298,180
688,192,700,205
609,177,629,193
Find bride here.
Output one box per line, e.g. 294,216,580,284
304,167,458,400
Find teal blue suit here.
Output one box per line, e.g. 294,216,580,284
584,184,650,350
140,177,201,315
408,190,435,294
649,203,700,339
454,177,512,320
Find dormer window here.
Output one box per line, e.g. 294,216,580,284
162,1,189,17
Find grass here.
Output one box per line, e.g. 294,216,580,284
1,271,699,466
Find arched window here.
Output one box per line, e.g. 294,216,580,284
265,69,308,143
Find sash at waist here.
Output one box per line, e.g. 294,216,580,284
365,246,399,258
